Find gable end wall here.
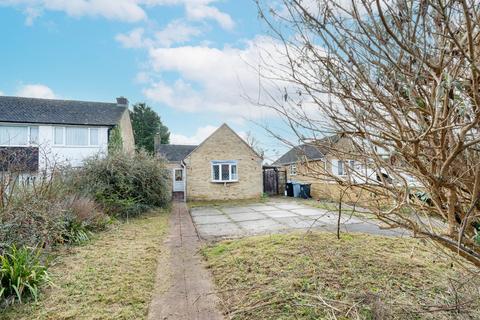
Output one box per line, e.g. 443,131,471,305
184,125,263,201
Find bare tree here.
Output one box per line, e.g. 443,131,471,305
245,130,266,158
255,0,480,266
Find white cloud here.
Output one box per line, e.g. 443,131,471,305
16,84,57,99
0,90,4,96
185,2,234,30
170,124,217,145
154,20,202,47
0,0,234,28
142,36,285,121
115,28,148,48
0,0,148,23
135,71,151,83
116,20,202,49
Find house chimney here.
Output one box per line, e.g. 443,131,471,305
116,96,129,107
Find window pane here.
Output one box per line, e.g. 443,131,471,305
90,128,99,145
30,127,39,144
231,165,237,180
338,160,344,175
66,127,88,146
175,169,183,181
0,126,28,146
221,164,230,181
54,127,64,145
212,164,220,180
0,126,10,145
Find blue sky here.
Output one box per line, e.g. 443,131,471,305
0,0,293,161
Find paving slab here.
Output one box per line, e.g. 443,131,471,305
238,219,287,233
275,216,324,229
192,214,231,225
252,205,280,211
291,208,329,216
228,212,266,222
191,200,407,240
221,206,255,214
246,205,276,211
191,208,224,216
274,203,307,210
197,222,245,238
262,210,299,218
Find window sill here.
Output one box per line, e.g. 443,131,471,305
211,180,239,183
52,145,102,148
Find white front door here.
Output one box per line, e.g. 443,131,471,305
173,168,184,192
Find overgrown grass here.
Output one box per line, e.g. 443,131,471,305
1,209,170,320
203,233,480,320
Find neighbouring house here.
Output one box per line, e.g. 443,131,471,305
156,123,263,201
0,96,135,178
273,135,375,200
273,135,419,203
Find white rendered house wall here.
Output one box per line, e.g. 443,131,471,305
38,125,109,169
0,123,109,171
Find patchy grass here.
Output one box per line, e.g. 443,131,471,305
203,232,480,320
1,209,170,320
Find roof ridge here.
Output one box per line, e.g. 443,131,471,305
0,95,118,106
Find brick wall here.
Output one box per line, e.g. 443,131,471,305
184,125,263,201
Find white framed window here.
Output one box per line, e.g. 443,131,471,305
29,127,39,144
53,126,101,146
211,160,238,182
66,127,88,146
290,164,297,176
0,125,39,146
337,160,345,176
334,159,356,176
54,127,64,145
89,128,99,145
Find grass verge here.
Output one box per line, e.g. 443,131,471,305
1,209,170,320
203,232,480,320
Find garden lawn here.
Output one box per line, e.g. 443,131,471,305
203,232,480,320
1,209,170,320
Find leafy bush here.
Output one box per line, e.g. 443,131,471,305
71,151,170,217
0,245,50,305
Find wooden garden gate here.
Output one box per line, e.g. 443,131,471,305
263,166,286,196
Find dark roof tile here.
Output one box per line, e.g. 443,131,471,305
156,144,198,162
273,135,341,165
0,96,127,126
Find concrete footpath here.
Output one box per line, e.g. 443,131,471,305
148,202,224,320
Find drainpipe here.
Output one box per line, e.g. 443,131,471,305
181,160,187,202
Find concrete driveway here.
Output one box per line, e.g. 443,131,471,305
190,199,406,240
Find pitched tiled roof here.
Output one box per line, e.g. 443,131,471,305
273,135,341,165
156,144,198,162
0,96,127,126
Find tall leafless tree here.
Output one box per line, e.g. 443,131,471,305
256,0,480,267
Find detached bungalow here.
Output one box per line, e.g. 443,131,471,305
156,123,263,201
0,96,135,177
